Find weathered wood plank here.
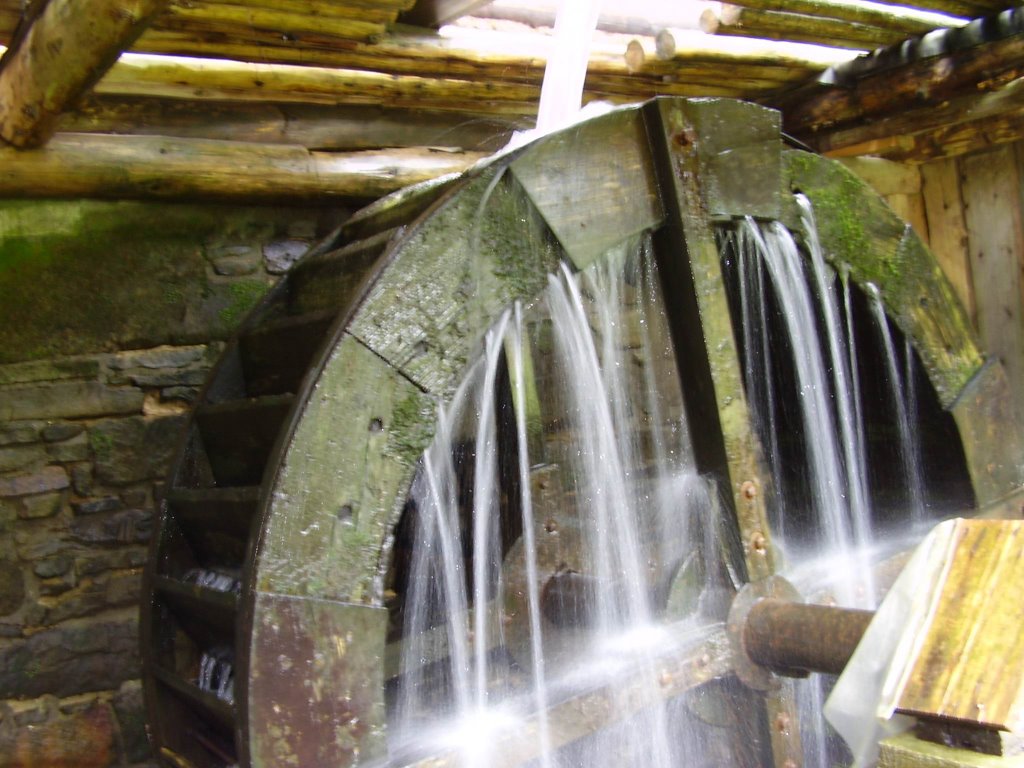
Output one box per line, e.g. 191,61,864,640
0,0,171,147
255,335,434,601
288,230,395,315
247,595,388,768
644,94,802,768
719,0,963,35
839,156,922,197
0,133,486,202
160,0,388,41
961,145,1024,426
195,394,294,487
810,77,1024,161
896,520,1024,732
348,166,560,395
951,360,1024,507
920,158,975,324
702,5,901,49
166,486,261,565
832,106,1024,164
239,310,336,396
781,32,1024,143
645,97,781,581
838,157,930,238
96,52,539,114
510,106,663,269
879,730,1024,768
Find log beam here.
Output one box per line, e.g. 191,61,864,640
59,95,526,151
719,0,964,35
0,0,171,148
810,76,1024,161
701,5,905,50
778,29,1024,141
94,51,540,115
0,132,488,202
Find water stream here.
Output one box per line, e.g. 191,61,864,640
389,237,735,766
388,192,940,766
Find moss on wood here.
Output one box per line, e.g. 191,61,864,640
785,150,984,408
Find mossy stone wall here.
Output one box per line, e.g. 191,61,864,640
0,198,347,768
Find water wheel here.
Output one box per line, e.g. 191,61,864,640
140,98,1023,768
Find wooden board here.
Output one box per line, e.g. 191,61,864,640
920,158,976,326
255,335,432,603
896,519,1024,733
247,594,388,768
961,146,1024,428
349,166,561,395
880,731,1024,768
510,106,663,270
840,157,930,246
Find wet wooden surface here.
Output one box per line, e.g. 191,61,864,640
510,106,663,270
247,594,388,768
897,519,1024,733
785,149,984,408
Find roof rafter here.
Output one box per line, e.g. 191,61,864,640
0,0,170,148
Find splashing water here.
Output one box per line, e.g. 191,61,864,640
719,194,943,766
389,237,733,767
388,187,938,766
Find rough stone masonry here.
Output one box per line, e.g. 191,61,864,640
0,198,347,768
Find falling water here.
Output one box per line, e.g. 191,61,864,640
728,218,868,600
797,195,873,554
388,183,937,766
866,288,927,522
720,195,944,767
389,237,730,767
197,646,234,704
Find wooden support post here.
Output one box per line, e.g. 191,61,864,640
0,0,172,148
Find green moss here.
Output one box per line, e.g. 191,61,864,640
0,200,330,364
89,430,114,462
785,150,983,407
218,280,268,327
387,391,435,464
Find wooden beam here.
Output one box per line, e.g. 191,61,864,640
159,1,389,41
94,52,540,115
72,46,812,116
701,5,905,50
807,75,1024,158
720,0,964,35
59,95,526,151
778,31,1024,140
920,158,976,324
0,132,488,202
0,0,171,148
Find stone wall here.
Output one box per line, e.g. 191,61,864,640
0,199,347,767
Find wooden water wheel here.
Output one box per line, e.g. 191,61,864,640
139,97,1023,768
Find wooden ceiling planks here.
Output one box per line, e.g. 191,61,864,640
778,8,1024,161
0,0,171,147
0,0,1021,172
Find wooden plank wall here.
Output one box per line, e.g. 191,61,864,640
841,149,1024,427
